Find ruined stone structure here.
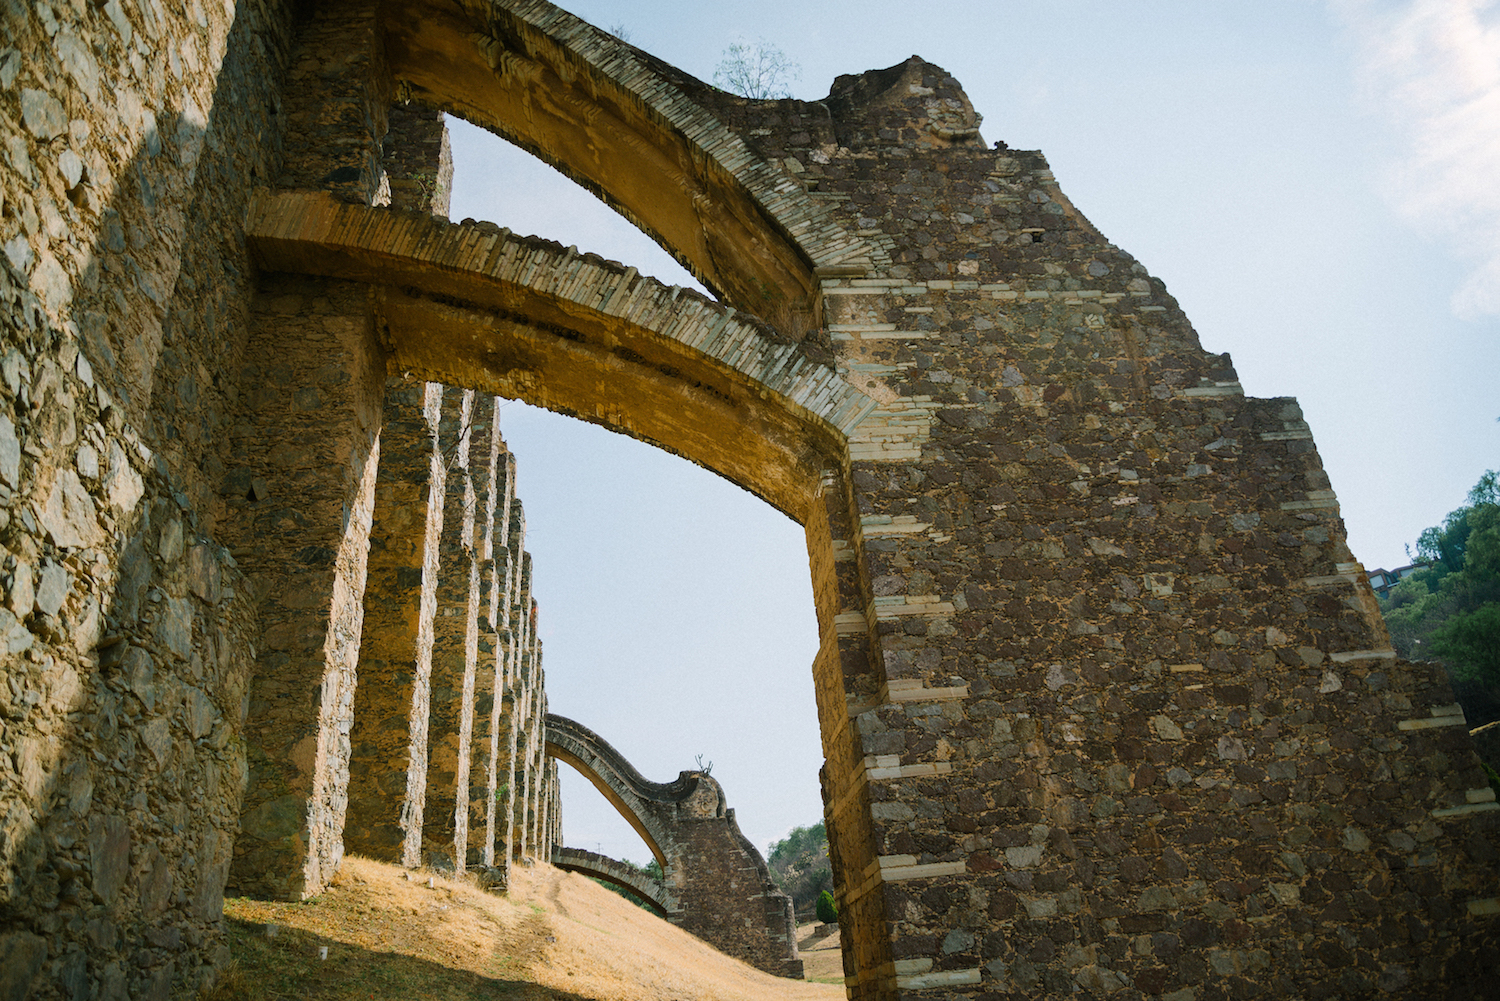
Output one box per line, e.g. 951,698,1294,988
1,0,1497,999
545,714,804,978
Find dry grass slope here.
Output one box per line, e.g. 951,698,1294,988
217,856,847,1000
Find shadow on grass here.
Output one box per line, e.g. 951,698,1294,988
216,917,592,1001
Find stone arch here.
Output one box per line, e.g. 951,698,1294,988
380,0,886,316
246,189,876,521
245,0,907,976
550,847,675,917
542,713,706,874
543,715,802,978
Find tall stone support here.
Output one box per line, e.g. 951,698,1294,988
382,105,453,217
460,395,501,866
421,388,478,872
221,276,385,899
344,379,444,863
472,411,510,867
804,469,892,987
520,617,546,859
548,760,563,850
342,90,453,866
526,662,549,854
275,0,390,206
222,0,394,901
508,536,536,860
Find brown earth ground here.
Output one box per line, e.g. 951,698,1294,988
216,856,847,1000
795,921,844,985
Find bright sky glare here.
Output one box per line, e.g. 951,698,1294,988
446,0,1500,866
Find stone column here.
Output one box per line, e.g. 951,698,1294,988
509,548,536,859
222,276,385,899
275,0,390,207
341,83,454,866
345,379,444,864
461,395,501,868
421,387,483,874
475,422,512,868
803,469,888,987
382,104,453,217
529,673,549,856
223,0,392,899
489,513,518,872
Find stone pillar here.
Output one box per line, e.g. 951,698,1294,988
223,0,392,902
474,416,511,868
275,0,390,207
345,379,444,864
383,104,453,217
803,469,889,988
461,395,501,868
421,387,482,874
488,471,518,872
507,518,534,860
522,613,544,860
341,79,454,867
548,760,563,850
222,276,385,899
529,673,549,855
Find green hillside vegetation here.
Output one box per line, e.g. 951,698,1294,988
767,822,832,918
1379,470,1500,725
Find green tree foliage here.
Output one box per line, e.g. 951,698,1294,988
713,40,800,100
815,889,838,924
1380,470,1500,723
766,822,831,917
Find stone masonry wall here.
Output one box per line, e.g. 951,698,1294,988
696,58,1500,999
0,0,299,994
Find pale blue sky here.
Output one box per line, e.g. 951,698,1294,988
447,1,1500,865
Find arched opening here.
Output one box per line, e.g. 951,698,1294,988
234,0,890,982
380,0,863,318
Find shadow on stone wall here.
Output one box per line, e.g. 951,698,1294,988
0,0,297,993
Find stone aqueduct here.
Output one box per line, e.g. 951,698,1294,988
0,0,1497,998
544,714,804,978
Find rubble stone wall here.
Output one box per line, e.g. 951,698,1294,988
703,56,1500,999
0,0,298,994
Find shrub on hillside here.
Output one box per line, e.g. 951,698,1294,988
767,822,832,917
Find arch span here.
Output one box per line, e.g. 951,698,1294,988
551,847,675,917
245,189,876,521
542,714,707,872
380,0,884,316
543,715,801,978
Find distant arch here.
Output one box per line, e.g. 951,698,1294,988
551,846,675,917
540,714,713,872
